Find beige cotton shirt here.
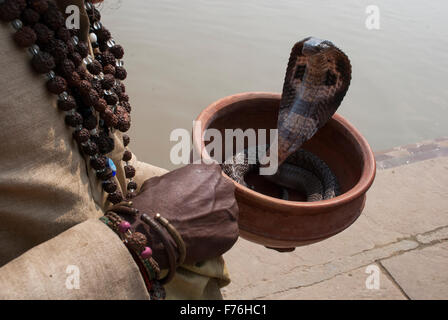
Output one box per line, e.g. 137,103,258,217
0,0,230,299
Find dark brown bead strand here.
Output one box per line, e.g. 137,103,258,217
59,58,76,76
121,101,131,113
97,167,113,180
102,180,117,193
17,0,26,10
83,114,98,130
58,95,76,111
85,1,137,200
76,41,89,58
102,108,118,127
100,51,115,67
91,79,103,94
44,38,68,63
29,0,49,14
127,181,137,191
78,79,92,94
31,51,55,73
84,71,94,83
49,38,68,59
65,71,81,87
3,0,138,203
115,106,131,132
13,26,37,47
82,140,99,156
120,82,126,93
101,74,115,90
124,165,136,179
104,92,118,105
56,27,71,42
93,132,115,155
85,3,138,199
87,60,102,75
123,134,130,147
65,39,75,55
107,190,123,205
114,66,127,80
33,23,54,45
0,0,23,22
96,27,111,44
21,8,40,25
70,52,82,66
91,8,101,22
94,98,107,113
122,150,132,162
41,6,64,30
81,89,99,106
119,92,129,102
46,76,67,94
103,64,115,75
89,156,106,171
112,82,122,95
65,112,83,127
110,45,124,59
73,128,90,144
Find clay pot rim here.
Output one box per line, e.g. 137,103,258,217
194,91,376,211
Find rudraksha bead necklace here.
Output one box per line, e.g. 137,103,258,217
0,0,138,204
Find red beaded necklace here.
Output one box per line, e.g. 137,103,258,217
0,0,138,205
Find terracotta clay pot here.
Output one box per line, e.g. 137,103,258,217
194,92,376,249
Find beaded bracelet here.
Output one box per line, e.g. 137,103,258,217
100,213,165,299
154,213,186,266
141,213,177,285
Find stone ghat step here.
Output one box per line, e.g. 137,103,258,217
375,137,448,170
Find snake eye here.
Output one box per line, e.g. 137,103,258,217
325,70,337,86
294,64,306,81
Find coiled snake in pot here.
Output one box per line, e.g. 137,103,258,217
221,37,352,201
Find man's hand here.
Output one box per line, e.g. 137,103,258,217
112,163,239,269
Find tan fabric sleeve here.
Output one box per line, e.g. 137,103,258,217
0,219,149,300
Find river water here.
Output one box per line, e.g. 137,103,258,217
100,0,448,169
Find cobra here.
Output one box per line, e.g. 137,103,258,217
222,37,352,202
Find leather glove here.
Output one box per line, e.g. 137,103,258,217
110,163,239,269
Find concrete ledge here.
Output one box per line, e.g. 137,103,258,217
223,138,448,300
375,137,448,170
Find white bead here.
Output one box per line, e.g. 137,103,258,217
93,21,102,31
116,60,124,67
45,71,56,80
89,32,97,44
59,92,69,101
72,36,79,46
83,55,93,65
28,44,40,56
11,19,23,30
106,39,115,48
85,2,93,10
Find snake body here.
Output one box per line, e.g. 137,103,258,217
222,144,340,201
222,37,351,202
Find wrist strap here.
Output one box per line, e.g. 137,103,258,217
154,213,186,266
100,212,166,299
141,213,177,285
